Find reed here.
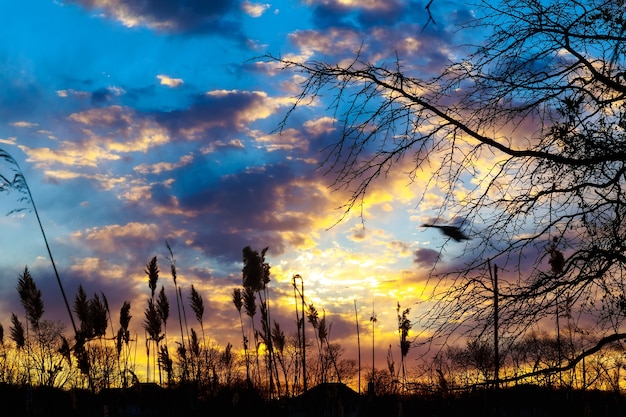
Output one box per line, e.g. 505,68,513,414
0,148,77,336
232,287,251,386
189,285,205,344
143,256,163,383
165,241,189,382
117,301,132,387
397,302,412,390
9,314,25,349
17,267,43,330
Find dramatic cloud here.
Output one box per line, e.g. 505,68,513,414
154,90,292,139
0,0,481,375
67,0,245,37
305,0,406,29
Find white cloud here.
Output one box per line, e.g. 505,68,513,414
10,121,38,128
242,1,270,17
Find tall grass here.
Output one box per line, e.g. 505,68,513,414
0,148,77,336
117,301,133,387
143,256,163,383
232,287,251,386
397,302,412,391
165,241,189,382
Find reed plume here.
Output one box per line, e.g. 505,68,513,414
90,293,108,339
119,301,132,339
117,301,132,387
73,285,107,340
232,287,251,385
157,286,169,342
0,148,77,335
397,302,412,389
165,240,188,381
74,285,91,339
189,285,205,343
16,266,43,330
145,256,159,299
9,313,25,349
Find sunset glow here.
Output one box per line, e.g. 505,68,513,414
2,0,622,395
0,1,474,383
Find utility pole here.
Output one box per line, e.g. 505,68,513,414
492,262,499,391
489,260,500,416
293,274,307,392
369,301,377,394
354,299,361,394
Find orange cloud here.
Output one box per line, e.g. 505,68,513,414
289,28,363,56
251,128,309,152
206,90,295,127
157,74,184,88
242,1,270,17
134,153,194,175
74,222,160,253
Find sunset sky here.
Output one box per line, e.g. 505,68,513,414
0,0,493,376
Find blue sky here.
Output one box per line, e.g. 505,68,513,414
0,0,482,373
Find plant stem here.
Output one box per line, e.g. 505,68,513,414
21,162,78,336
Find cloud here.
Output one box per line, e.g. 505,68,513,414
349,226,366,241
91,88,112,105
19,119,170,171
388,240,413,256
67,0,245,37
157,75,184,88
20,144,120,168
413,247,440,267
250,128,310,153
242,1,270,17
73,222,160,254
304,0,405,29
200,139,245,154
289,28,364,56
0,137,16,145
39,170,129,193
15,106,172,170
160,161,342,262
134,153,194,175
10,121,38,128
67,105,132,128
154,90,292,139
304,116,336,135
57,89,90,99
70,257,130,282
90,86,125,106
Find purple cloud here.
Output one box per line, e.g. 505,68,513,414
413,247,440,267
67,0,245,37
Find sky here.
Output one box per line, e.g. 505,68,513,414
0,0,484,377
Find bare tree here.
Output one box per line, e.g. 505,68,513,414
265,0,626,380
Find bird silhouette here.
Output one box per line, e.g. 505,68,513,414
421,224,469,242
